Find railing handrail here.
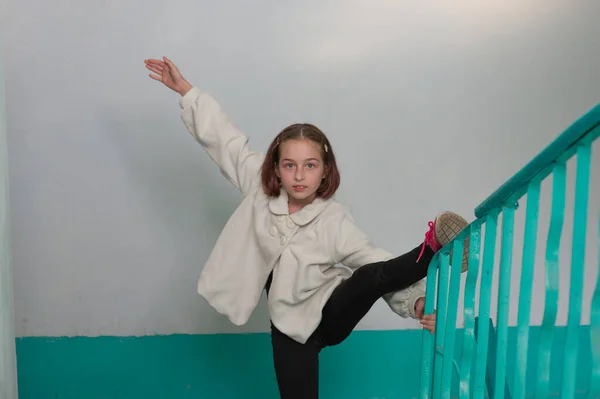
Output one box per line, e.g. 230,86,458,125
474,103,600,219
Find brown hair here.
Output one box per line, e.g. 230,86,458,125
261,123,340,199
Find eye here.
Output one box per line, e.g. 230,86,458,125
306,163,316,169
284,163,294,169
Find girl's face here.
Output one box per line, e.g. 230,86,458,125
276,139,325,208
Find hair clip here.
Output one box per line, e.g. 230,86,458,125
324,144,328,153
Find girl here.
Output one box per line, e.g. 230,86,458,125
144,56,469,399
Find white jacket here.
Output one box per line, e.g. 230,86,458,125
180,87,425,344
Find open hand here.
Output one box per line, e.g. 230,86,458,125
144,57,192,96
415,297,436,334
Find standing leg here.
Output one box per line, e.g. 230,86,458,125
270,323,321,399
266,273,323,399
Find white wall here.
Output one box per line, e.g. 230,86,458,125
0,24,18,399
3,0,600,337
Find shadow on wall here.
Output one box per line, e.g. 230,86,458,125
98,105,267,333
100,106,241,236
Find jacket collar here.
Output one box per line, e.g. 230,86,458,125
268,190,333,226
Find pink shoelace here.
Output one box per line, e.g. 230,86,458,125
416,220,441,262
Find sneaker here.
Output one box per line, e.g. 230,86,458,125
417,211,470,272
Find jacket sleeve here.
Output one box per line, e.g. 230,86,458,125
179,87,265,196
328,212,425,319
381,280,425,320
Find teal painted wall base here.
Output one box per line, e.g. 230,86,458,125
16,326,592,399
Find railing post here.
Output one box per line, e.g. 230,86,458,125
561,143,592,398
473,210,499,399
494,205,516,399
589,212,600,398
432,253,451,399
458,223,482,399
513,178,542,399
440,239,466,399
420,257,441,399
533,161,566,399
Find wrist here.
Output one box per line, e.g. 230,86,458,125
177,81,193,97
414,296,424,309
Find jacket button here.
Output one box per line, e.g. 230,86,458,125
277,215,285,222
280,236,286,246
286,219,294,229
269,226,278,237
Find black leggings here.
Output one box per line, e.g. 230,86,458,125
266,243,434,399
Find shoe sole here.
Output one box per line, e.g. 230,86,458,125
435,211,470,272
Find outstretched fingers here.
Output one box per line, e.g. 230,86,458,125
146,63,163,76
143,56,187,94
144,58,165,67
162,56,175,69
144,58,169,82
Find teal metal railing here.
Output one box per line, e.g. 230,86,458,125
419,103,600,399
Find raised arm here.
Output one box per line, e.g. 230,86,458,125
145,57,264,195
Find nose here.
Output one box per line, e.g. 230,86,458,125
294,168,305,181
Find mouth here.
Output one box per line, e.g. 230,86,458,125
292,185,307,192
